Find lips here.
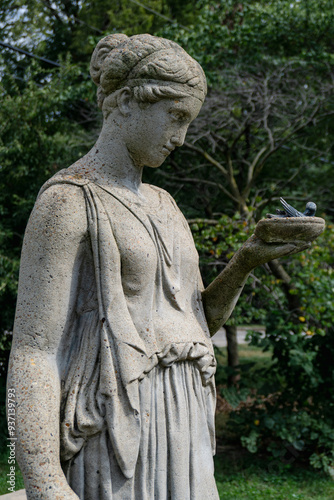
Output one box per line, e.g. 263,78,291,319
162,146,175,155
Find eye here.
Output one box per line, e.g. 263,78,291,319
169,111,182,121
169,111,189,123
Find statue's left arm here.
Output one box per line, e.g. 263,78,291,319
201,234,310,335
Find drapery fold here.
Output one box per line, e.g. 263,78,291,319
38,171,216,481
63,362,218,500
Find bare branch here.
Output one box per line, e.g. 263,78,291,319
243,146,268,197
248,272,285,311
183,61,334,217
157,170,240,204
184,141,229,178
252,102,323,182
41,0,64,23
255,152,325,211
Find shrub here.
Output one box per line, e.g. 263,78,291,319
194,216,334,474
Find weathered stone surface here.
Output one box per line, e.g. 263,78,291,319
7,33,321,500
255,216,325,243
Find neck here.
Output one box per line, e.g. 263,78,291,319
83,120,144,194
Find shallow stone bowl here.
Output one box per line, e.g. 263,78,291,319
254,217,325,244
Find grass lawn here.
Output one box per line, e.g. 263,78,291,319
1,449,333,499
214,342,334,499
215,447,334,500
0,453,24,495
215,341,273,376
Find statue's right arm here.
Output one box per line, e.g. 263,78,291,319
7,184,87,499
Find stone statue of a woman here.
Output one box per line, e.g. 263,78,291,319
8,34,311,499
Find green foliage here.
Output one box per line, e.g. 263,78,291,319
214,449,334,499
148,56,334,225
191,213,253,275
216,226,334,474
229,392,334,476
0,60,97,333
196,216,334,474
221,385,250,409
190,215,269,325
161,0,334,79
1,0,334,478
0,0,198,65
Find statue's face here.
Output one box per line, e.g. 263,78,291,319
124,95,203,168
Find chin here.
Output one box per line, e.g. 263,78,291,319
147,164,163,169
146,158,166,169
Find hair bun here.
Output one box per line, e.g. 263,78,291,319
90,34,128,86
90,33,206,110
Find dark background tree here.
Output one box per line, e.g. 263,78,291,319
0,0,202,447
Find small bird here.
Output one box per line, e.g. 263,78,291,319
267,197,317,218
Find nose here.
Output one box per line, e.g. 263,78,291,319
171,125,188,147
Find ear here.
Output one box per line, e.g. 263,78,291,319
116,87,133,117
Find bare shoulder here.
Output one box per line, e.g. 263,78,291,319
14,183,89,352
28,182,88,241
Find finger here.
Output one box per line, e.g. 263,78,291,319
275,243,298,257
287,242,311,255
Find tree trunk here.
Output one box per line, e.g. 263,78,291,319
225,324,240,386
267,259,301,314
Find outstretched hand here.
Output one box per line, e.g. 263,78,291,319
236,234,311,272
203,229,313,334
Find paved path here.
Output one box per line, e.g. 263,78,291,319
212,325,265,347
0,491,26,499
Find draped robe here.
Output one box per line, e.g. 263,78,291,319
39,170,219,500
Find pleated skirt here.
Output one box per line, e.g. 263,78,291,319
64,361,219,500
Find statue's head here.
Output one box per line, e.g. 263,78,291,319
90,33,207,117
89,34,206,168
